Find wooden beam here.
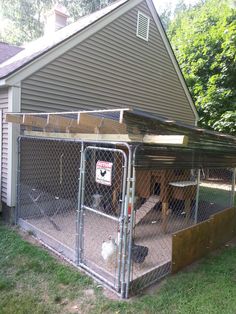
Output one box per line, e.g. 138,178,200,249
23,114,47,129
6,112,127,134
24,130,142,142
78,113,127,134
5,113,23,124
23,131,189,145
143,135,188,145
47,114,78,131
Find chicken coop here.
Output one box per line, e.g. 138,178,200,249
7,108,236,298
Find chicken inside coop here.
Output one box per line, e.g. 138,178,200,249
101,234,149,269
131,241,149,264
101,236,117,267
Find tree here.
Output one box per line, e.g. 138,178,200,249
159,3,172,30
0,0,116,45
168,0,236,135
0,0,52,45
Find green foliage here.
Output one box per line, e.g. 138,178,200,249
168,0,236,135
0,0,116,45
0,0,50,45
159,4,172,30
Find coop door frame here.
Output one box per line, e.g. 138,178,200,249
77,145,128,292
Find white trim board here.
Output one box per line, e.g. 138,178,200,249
0,109,2,207
7,85,21,207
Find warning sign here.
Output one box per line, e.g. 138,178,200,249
96,161,113,186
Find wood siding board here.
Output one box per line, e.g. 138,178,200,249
210,208,236,250
172,220,211,273
0,88,8,203
21,1,195,125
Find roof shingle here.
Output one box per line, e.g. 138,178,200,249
0,42,24,64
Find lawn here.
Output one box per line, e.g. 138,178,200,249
199,185,235,208
1,222,236,314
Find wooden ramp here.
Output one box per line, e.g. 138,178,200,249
135,195,160,225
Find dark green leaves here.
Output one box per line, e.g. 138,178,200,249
168,0,236,135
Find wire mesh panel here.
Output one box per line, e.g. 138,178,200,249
127,166,235,294
79,146,127,291
17,136,235,297
198,168,234,222
18,137,81,261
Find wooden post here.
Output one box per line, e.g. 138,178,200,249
161,170,169,233
162,202,169,233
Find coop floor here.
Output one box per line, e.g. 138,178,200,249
22,209,194,284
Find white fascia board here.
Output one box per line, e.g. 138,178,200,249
5,0,143,86
0,79,6,87
7,85,21,207
146,0,199,124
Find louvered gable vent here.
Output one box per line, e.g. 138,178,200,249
136,11,150,41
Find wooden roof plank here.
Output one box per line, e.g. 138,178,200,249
23,114,47,129
78,112,127,134
5,113,23,124
47,114,78,131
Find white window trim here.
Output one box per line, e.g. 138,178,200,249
136,10,150,41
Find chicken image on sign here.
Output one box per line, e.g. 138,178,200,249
96,161,113,186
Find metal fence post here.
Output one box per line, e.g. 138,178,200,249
75,141,84,265
15,136,21,225
194,168,201,224
120,145,132,299
125,145,139,298
116,152,128,292
231,168,236,207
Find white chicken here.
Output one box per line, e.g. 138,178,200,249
101,236,117,267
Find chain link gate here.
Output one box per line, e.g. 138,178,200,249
77,146,128,292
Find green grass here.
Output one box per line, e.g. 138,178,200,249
0,223,94,314
1,222,236,313
199,186,235,207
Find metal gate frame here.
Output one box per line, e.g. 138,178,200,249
76,145,129,294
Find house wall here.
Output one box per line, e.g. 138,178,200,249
0,87,9,204
21,1,196,125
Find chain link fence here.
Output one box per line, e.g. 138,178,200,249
18,137,82,260
78,146,127,291
128,167,235,294
17,136,236,297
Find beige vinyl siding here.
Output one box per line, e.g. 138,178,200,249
21,1,196,125
0,88,8,203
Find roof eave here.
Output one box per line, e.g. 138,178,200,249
0,79,6,87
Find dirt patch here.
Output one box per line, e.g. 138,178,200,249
102,287,121,300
